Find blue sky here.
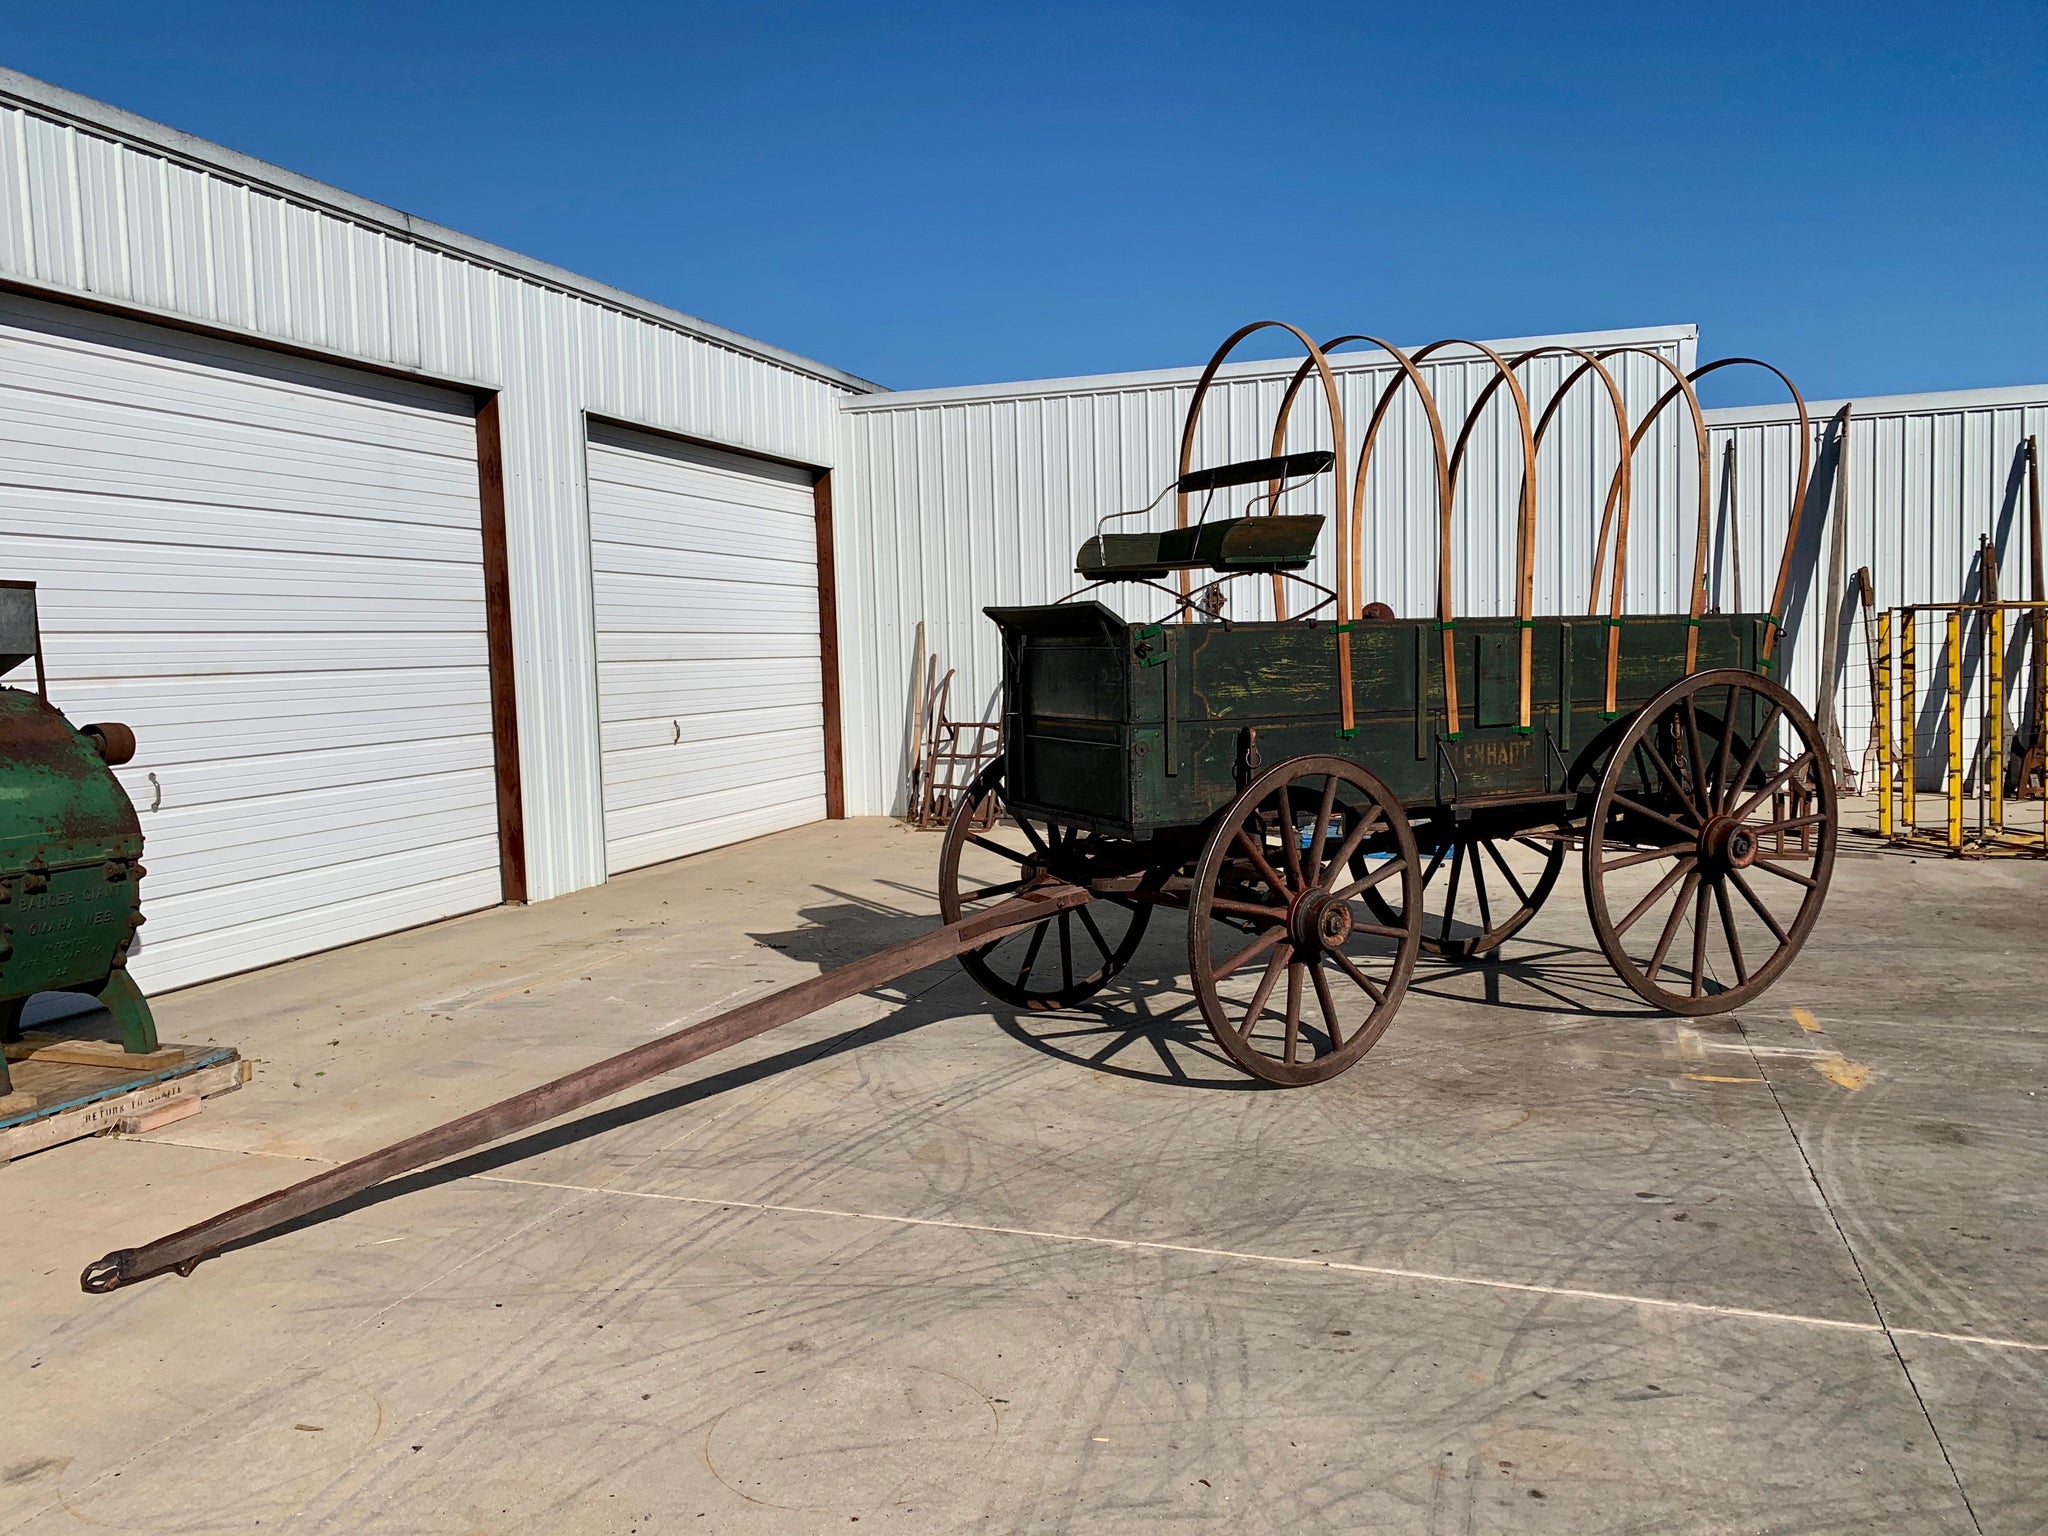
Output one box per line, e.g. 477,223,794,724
8,2,2045,400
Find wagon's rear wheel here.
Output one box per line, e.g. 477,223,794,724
939,761,1153,1010
1361,819,1569,959
1188,756,1422,1086
1584,669,1836,1015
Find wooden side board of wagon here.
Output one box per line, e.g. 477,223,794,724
985,601,1775,838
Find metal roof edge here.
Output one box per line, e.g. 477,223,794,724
839,323,1702,411
0,66,886,395
1706,382,2048,427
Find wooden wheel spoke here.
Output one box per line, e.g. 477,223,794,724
1331,859,1404,901
1714,878,1749,984
1321,806,1383,885
1311,961,1345,1052
1602,842,1694,873
967,834,1030,865
1282,963,1304,1064
1470,845,1495,933
1013,923,1046,987
1480,838,1531,905
1748,856,1818,890
1682,695,1712,811
1609,793,1699,841
1215,925,1285,981
1728,868,1789,944
1440,841,1466,941
1012,817,1051,856
1722,702,1784,813
1643,735,1702,823
1328,945,1386,1004
1689,881,1710,997
1076,903,1115,962
1706,683,1739,809
1058,911,1074,991
1615,857,1698,939
1210,896,1290,921
1233,829,1292,900
1645,871,1702,981
1418,840,1450,888
1275,782,1305,889
1729,750,1816,825
1739,812,1828,836
1305,775,1340,887
1238,944,1291,1040
1349,922,1413,940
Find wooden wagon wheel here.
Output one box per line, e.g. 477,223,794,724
939,761,1153,1010
1188,756,1422,1086
1583,669,1836,1015
1360,816,1569,959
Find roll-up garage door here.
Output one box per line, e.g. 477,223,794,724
0,291,502,993
586,422,825,874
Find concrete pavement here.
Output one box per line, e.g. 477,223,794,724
1,813,2042,1534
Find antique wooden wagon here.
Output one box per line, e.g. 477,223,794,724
83,319,1840,1290
938,322,1835,1085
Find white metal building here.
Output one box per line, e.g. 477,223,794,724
1707,386,2048,790
2,66,2041,994
0,68,870,991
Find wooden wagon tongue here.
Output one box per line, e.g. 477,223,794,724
80,881,1093,1293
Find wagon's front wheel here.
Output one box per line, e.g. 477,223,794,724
1188,756,1422,1086
1583,669,1837,1015
939,761,1153,1010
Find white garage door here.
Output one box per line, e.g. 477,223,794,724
0,292,502,993
587,422,825,874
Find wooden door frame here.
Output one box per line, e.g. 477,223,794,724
475,395,529,902
813,468,846,819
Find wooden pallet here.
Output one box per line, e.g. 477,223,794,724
1,1035,246,1163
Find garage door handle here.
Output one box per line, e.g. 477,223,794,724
672,720,680,745
147,772,162,813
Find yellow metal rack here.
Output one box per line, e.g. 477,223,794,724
1876,599,2047,856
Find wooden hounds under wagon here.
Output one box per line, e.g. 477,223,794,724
83,321,1836,1289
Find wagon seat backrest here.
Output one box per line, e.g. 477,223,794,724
1074,450,1332,582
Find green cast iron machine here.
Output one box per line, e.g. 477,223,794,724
0,581,154,1102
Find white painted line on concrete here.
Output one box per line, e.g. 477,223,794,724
474,1173,2048,1358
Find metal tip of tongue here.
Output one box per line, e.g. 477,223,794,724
80,1250,134,1294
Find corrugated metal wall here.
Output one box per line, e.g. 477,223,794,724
1707,386,2048,793
836,327,1704,816
0,70,869,902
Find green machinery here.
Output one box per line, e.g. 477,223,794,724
0,582,154,1101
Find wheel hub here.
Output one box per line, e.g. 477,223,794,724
1698,814,1758,871
1290,890,1354,953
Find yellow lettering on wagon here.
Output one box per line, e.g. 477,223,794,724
1458,738,1532,771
